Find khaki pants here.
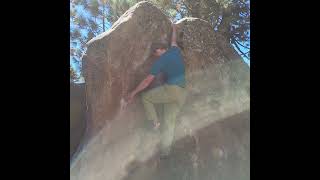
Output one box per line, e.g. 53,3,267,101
141,84,187,155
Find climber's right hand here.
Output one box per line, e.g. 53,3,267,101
171,23,177,29
126,92,135,104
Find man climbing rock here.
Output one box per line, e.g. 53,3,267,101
126,22,187,157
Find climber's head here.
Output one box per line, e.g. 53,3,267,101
151,42,168,57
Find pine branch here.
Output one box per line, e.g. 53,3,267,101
234,38,250,49
232,38,250,59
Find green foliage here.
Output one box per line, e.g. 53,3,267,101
170,0,250,59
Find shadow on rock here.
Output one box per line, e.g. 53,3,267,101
123,110,250,180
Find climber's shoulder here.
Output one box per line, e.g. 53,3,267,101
170,43,179,48
169,45,183,56
169,45,181,52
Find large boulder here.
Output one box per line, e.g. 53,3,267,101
82,1,173,137
82,1,249,139
70,83,87,160
71,1,249,180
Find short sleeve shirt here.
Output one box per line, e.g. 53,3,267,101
150,46,186,87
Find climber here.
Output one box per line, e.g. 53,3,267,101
126,22,187,157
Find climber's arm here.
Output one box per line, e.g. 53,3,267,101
171,23,178,47
127,74,155,103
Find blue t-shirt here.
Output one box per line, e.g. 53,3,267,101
150,46,186,87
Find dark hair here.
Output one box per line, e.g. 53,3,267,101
151,42,168,53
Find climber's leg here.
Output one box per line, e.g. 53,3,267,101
141,85,175,128
160,102,180,156
159,85,187,156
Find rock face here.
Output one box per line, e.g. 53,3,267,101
83,1,249,139
83,1,172,136
70,83,87,160
71,1,250,180
121,110,250,180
